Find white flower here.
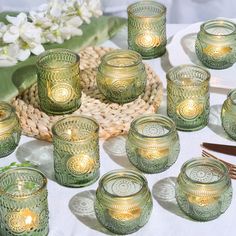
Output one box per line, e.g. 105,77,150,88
0,0,103,66
66,0,92,23
30,11,53,29
48,0,64,18
0,44,19,66
2,12,44,60
0,23,7,39
79,1,92,23
43,16,83,44
17,40,45,61
86,0,102,17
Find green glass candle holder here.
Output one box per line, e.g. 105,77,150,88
196,19,236,69
97,49,147,103
36,48,81,115
0,167,49,235
167,64,210,131
0,102,21,158
52,116,100,187
176,158,232,221
94,169,153,235
126,114,180,173
128,1,167,59
221,89,236,140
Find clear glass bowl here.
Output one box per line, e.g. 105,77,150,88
97,49,147,103
94,169,153,234
0,101,21,158
195,19,236,69
37,48,81,115
52,116,100,187
128,1,167,59
167,64,210,131
0,167,49,235
176,158,232,221
126,114,180,173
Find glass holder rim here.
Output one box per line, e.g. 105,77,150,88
51,115,99,143
127,1,166,19
36,48,80,71
180,157,229,187
98,169,148,199
0,167,47,199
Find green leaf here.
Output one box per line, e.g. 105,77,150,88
0,14,127,102
0,161,34,174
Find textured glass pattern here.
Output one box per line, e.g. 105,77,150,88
52,116,100,187
176,158,232,221
221,89,236,140
167,65,210,131
94,170,153,234
0,102,21,158
128,1,166,59
97,49,147,103
126,114,180,173
196,19,236,69
0,168,49,235
36,49,81,115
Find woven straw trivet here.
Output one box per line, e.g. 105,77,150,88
12,47,163,141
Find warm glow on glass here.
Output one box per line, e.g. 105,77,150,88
177,99,204,120
203,45,232,58
67,154,96,175
109,207,141,221
135,33,161,48
138,148,169,160
188,194,218,206
8,208,39,233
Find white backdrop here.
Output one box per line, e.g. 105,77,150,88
0,0,236,23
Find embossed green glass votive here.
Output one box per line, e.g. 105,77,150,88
196,19,236,69
221,89,236,140
97,49,147,103
52,116,100,187
94,169,153,235
0,168,49,235
126,114,180,173
176,158,232,221
167,65,210,131
0,102,21,158
36,49,81,115
128,1,167,59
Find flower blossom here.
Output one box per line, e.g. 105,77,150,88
0,0,103,66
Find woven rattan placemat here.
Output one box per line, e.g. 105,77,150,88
12,47,163,141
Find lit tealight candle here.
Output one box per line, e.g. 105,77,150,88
203,45,232,58
136,33,161,48
128,1,166,59
138,147,169,161
109,208,141,221
7,208,39,233
177,99,204,120
188,194,218,206
67,154,96,175
108,200,141,221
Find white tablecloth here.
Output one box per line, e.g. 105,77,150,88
1,24,236,236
